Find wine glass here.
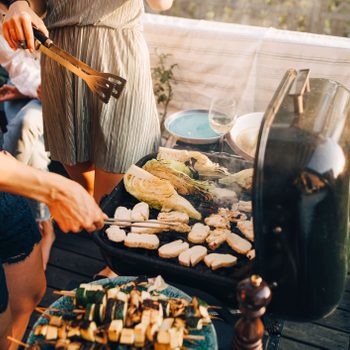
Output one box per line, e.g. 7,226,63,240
208,97,238,152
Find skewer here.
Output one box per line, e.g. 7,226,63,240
36,306,85,314
35,307,52,319
7,336,30,348
183,339,199,346
209,315,223,320
53,290,75,297
183,335,205,340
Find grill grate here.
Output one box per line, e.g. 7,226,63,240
93,152,256,305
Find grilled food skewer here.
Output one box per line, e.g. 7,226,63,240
7,336,30,348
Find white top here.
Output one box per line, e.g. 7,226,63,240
0,28,40,99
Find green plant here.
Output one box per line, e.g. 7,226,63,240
152,53,178,133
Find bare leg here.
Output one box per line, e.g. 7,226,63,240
64,161,95,195
94,168,124,278
4,244,46,346
94,168,124,204
0,305,12,350
38,218,55,270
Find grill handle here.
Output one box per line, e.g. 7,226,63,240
289,69,311,114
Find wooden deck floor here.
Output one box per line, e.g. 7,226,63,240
25,229,350,350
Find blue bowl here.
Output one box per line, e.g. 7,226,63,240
165,109,221,144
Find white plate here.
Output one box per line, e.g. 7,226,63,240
226,112,264,160
165,109,221,144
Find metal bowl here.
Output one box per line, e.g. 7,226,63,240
226,112,264,160
164,109,221,144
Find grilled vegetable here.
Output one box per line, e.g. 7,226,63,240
105,299,117,323
124,165,201,220
159,300,171,317
186,316,204,330
218,168,253,190
157,147,229,178
143,159,214,200
75,285,88,307
114,300,127,322
84,303,95,322
93,303,106,324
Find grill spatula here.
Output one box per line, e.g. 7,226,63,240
33,28,126,103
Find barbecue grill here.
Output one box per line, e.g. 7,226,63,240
93,68,350,321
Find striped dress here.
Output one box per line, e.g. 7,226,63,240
41,0,160,173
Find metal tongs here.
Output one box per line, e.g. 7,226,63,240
33,28,126,103
104,218,179,229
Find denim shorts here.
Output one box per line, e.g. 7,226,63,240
0,192,42,313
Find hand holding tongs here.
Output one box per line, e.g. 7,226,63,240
32,28,126,103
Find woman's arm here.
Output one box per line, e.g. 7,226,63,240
24,0,47,16
146,0,173,12
0,152,106,233
2,0,48,51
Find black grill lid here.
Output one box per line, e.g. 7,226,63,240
253,69,350,321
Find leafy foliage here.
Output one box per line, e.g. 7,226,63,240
149,0,350,37
152,53,178,132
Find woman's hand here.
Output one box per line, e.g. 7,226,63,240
2,1,48,51
46,175,107,233
0,84,26,101
0,151,106,233
146,0,173,11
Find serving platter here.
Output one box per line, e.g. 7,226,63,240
27,276,218,350
164,109,221,145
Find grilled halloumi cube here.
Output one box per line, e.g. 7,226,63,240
226,232,252,254
134,322,147,347
178,245,207,267
157,211,190,224
204,214,230,229
237,220,254,242
131,201,149,221
206,229,230,249
204,253,237,270
119,328,135,345
108,319,123,342
106,226,126,243
158,240,189,258
114,206,131,221
188,223,210,244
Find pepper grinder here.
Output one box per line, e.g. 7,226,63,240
233,275,272,350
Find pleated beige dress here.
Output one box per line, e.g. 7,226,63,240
41,0,160,172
